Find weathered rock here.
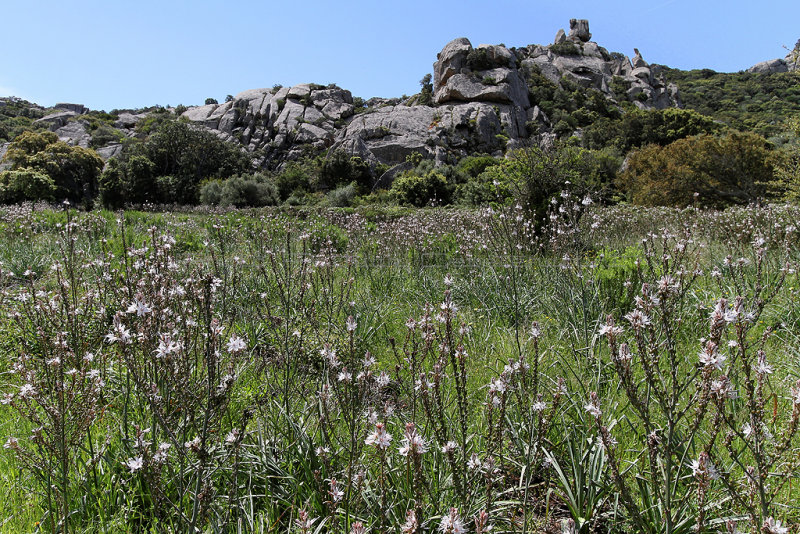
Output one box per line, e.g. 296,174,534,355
108,19,682,167
433,38,473,91
568,19,591,42
96,143,124,160
632,48,648,68
553,28,566,45
287,84,313,100
55,121,91,147
181,104,216,123
746,58,789,74
114,112,147,129
54,103,87,114
34,111,77,130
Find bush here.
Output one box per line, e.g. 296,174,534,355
582,108,722,153
619,132,775,207
2,131,104,205
326,182,358,207
205,98,218,105
89,124,124,148
389,170,452,207
549,41,581,56
0,168,56,203
200,174,280,208
317,150,372,192
466,48,494,71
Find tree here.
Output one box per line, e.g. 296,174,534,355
418,74,433,106
205,98,219,105
2,131,103,205
619,132,775,207
0,168,56,203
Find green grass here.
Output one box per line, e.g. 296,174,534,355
0,202,798,533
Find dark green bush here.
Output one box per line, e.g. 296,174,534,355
0,168,56,203
390,170,452,207
548,41,581,56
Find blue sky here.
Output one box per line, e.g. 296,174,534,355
1,0,797,111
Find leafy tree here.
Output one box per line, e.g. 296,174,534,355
619,132,775,207
772,116,800,201
418,74,433,106
205,98,219,105
2,131,103,204
0,168,56,203
317,149,372,192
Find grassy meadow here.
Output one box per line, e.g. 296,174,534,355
0,201,799,533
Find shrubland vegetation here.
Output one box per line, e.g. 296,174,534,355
1,45,800,534
0,200,798,533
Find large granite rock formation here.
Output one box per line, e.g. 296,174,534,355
25,20,683,172
747,41,800,73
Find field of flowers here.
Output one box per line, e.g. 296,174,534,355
0,200,799,533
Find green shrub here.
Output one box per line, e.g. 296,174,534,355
326,182,358,207
0,168,56,203
389,170,452,207
221,174,279,207
619,132,775,207
317,150,372,191
198,179,224,205
89,125,124,148
549,41,581,56
466,48,494,71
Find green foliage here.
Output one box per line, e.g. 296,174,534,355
504,142,618,222
0,168,56,203
582,108,722,152
455,154,499,179
663,67,800,137
199,173,280,207
389,169,452,206
326,182,358,207
317,149,372,191
771,116,800,201
2,130,104,204
89,124,124,148
418,73,433,106
274,159,315,201
205,97,219,105
0,98,46,142
99,120,251,206
454,164,515,206
525,68,621,139
620,131,776,207
466,47,496,71
549,41,581,56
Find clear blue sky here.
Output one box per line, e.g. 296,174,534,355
1,0,797,111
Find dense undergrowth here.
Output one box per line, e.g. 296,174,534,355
0,202,799,533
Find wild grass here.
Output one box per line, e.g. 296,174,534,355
0,201,798,533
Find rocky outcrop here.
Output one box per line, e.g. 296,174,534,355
55,121,91,148
747,43,799,73
41,19,685,170
568,19,591,42
34,111,78,130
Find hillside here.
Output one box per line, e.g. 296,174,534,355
1,19,798,209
